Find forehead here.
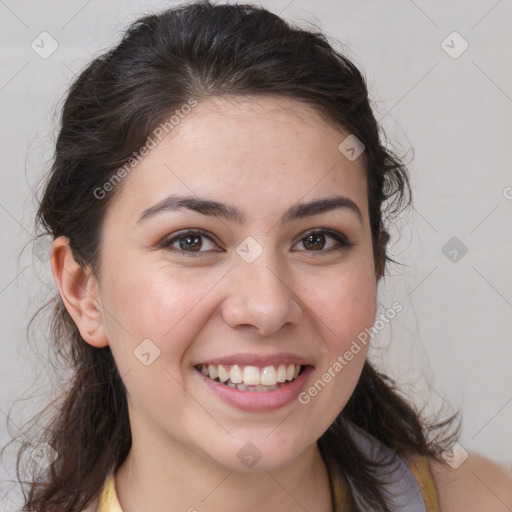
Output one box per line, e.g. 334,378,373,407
106,95,368,224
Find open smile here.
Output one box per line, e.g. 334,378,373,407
195,363,306,392
194,362,314,411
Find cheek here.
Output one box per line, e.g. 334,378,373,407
101,261,224,368
102,250,376,357
305,259,377,351
100,265,209,411
295,264,375,431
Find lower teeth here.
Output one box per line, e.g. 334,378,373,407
222,379,292,392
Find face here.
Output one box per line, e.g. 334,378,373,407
88,96,378,471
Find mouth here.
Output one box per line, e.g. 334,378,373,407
194,363,307,392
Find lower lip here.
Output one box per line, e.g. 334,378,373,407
196,366,314,412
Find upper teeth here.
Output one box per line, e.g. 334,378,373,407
198,363,302,386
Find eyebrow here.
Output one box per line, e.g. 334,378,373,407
136,194,363,226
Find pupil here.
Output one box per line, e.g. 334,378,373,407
180,234,201,251
304,234,324,250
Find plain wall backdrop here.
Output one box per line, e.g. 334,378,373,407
1,0,511,509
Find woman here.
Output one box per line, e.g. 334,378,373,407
4,2,511,511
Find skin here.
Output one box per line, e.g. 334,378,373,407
428,454,512,511
52,95,512,512
51,95,382,512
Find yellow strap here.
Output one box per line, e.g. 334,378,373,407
98,473,123,512
406,454,441,512
330,469,351,510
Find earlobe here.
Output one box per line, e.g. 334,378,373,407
50,235,109,348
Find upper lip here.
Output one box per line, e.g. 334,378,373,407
196,352,314,367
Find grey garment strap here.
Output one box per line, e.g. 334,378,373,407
344,421,427,512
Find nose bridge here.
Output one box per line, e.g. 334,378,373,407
221,239,303,335
237,240,294,303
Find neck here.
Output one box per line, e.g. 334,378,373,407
114,431,334,512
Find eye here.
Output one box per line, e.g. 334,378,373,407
160,228,353,257
292,229,353,254
160,229,220,256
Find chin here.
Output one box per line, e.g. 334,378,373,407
205,436,311,473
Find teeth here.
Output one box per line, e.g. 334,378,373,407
243,366,261,385
244,383,280,392
218,364,230,382
260,365,277,385
276,364,287,382
230,365,243,384
198,363,304,389
207,364,218,380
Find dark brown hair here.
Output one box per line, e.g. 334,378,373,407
2,1,460,511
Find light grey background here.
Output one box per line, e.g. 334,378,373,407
1,0,511,509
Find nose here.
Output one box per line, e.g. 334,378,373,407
221,253,303,337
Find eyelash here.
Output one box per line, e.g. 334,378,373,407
160,228,354,257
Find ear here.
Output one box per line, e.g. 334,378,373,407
50,235,109,348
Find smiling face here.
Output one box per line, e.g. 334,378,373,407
88,95,378,472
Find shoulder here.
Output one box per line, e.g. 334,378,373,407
427,450,512,512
